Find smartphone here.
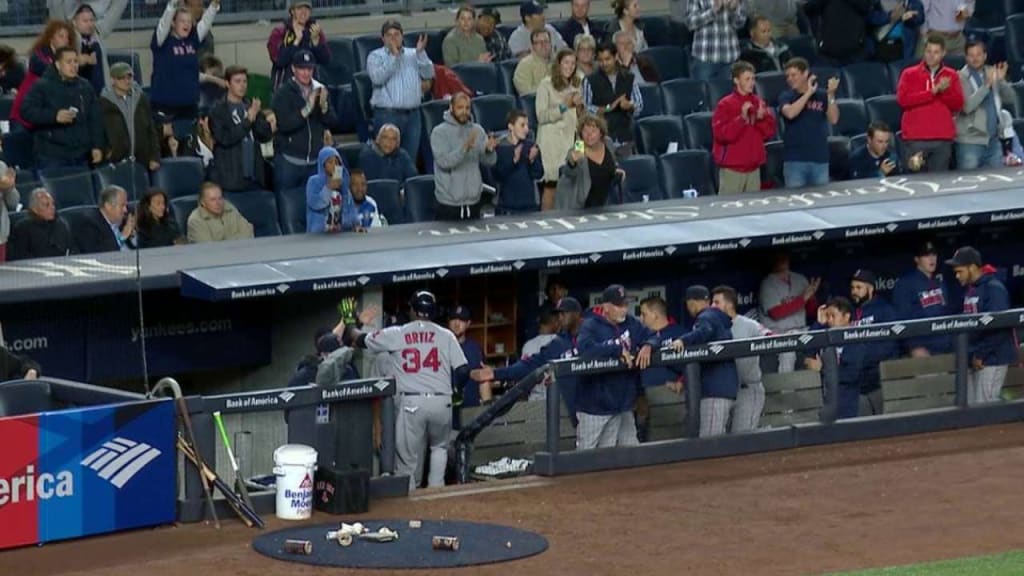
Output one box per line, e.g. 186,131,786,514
574,140,585,153
332,165,343,180
68,106,79,116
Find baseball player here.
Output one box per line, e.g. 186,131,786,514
891,241,952,357
670,285,740,437
758,253,821,373
638,295,687,392
946,246,1016,405
849,269,897,415
803,297,868,419
343,291,469,491
711,285,772,433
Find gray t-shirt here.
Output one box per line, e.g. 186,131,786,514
759,271,810,334
365,320,468,395
731,314,771,385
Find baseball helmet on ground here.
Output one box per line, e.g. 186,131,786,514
409,290,437,319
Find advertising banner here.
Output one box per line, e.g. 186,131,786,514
0,399,176,550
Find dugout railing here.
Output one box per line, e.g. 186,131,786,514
524,309,1024,477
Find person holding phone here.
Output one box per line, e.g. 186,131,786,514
536,48,581,210
849,121,904,179
555,114,625,209
305,146,351,233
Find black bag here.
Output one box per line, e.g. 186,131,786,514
314,467,370,514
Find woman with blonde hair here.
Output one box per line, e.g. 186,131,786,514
574,34,597,78
535,48,582,210
607,0,647,52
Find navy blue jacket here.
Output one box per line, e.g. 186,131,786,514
576,314,658,415
678,307,739,400
963,269,1017,366
641,323,687,389
494,138,544,212
891,268,952,354
806,322,869,391
457,338,486,407
495,330,578,419
848,145,902,180
854,296,898,391
358,143,418,183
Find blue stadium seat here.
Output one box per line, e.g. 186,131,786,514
841,61,891,100
618,155,663,203
452,62,501,96
635,115,686,156
353,35,383,72
93,161,150,199
40,167,95,208
785,35,817,65
0,95,14,121
658,149,715,197
1,130,33,170
352,72,374,138
276,186,306,235
640,17,673,47
1008,82,1024,118
152,157,205,200
15,169,38,193
225,190,281,237
58,205,97,242
497,24,516,41
471,94,516,135
1007,16,1024,81
420,99,450,172
336,142,363,170
828,136,851,181
865,95,903,134
887,59,916,92
945,54,966,72
520,93,538,132
833,98,868,137
761,140,784,189
754,71,789,107
810,66,847,97
323,37,356,87
169,195,197,234
637,84,663,119
403,175,435,223
661,78,708,116
497,59,518,96
705,76,734,106
640,46,690,81
332,83,357,135
683,112,713,151
106,50,142,83
8,209,30,231
405,30,445,67
366,179,403,225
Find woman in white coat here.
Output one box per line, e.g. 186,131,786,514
535,48,582,211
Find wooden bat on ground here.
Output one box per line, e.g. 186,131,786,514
174,396,221,530
177,436,265,528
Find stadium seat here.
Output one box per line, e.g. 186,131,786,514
810,66,847,97
322,37,356,87
336,142,363,170
520,93,538,132
833,98,868,137
828,136,851,181
705,76,734,106
420,99,451,172
199,83,226,111
169,195,196,234
849,133,867,152
658,150,715,197
471,94,516,135
1,130,33,170
641,16,673,47
452,62,501,96
106,50,142,83
1007,82,1024,119
40,167,95,208
14,169,38,193
762,140,785,189
405,30,445,66
683,112,713,152
617,154,662,203
785,35,817,65
8,209,30,231
640,46,690,81
93,161,150,199
57,205,97,242
638,84,663,119
1006,15,1024,81
661,78,708,116
754,71,789,107
366,179,403,225
497,24,516,41
635,115,686,156
887,59,916,92
353,35,383,72
0,94,14,121
152,157,205,200
276,186,306,235
497,59,518,96
352,72,374,136
865,95,903,134
225,190,281,237
403,175,435,223
841,61,891,100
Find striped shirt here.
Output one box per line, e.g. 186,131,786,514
582,73,645,116
367,46,435,110
686,0,746,64
922,0,973,32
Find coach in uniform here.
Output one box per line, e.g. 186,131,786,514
343,291,469,491
891,241,952,357
711,285,772,433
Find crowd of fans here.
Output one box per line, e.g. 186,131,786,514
0,0,1016,260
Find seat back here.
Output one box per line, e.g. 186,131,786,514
169,195,197,234
754,71,789,107
57,205,97,241
366,179,403,225
323,37,356,86
639,46,690,81
107,50,143,82
761,140,785,188
683,112,713,152
352,72,374,136
841,61,891,100
353,35,384,72
225,190,281,237
635,115,686,155
810,66,846,97
152,156,205,200
93,161,150,199
0,381,56,417
1,130,34,170
405,30,445,66
658,150,714,197
276,186,307,234
41,167,96,208
420,99,451,172
471,94,516,135
637,83,663,119
833,98,867,137
497,59,519,97
660,78,709,117
404,175,436,223
704,76,734,107
887,58,917,92
640,16,673,47
785,35,818,65
452,62,501,96
865,95,903,134
1007,15,1024,81
828,136,851,181
336,142,363,171
618,154,662,203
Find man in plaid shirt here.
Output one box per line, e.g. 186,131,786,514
686,0,747,81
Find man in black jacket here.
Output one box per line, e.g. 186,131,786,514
739,16,794,73
805,0,886,67
100,62,162,171
210,65,275,192
20,47,105,171
77,185,135,254
583,42,643,159
8,189,76,260
271,49,338,192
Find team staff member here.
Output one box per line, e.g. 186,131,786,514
448,304,486,409
711,285,772,433
670,285,740,437
471,297,584,426
637,296,686,441
946,246,1016,405
891,241,952,356
849,269,897,415
342,292,469,491
575,285,659,449
804,297,867,419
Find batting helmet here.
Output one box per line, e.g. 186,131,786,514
408,290,437,319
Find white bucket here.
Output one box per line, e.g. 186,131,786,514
272,444,318,520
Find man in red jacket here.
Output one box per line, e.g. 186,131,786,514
712,60,777,194
896,33,964,173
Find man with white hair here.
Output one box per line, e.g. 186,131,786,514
358,123,418,183
9,189,76,260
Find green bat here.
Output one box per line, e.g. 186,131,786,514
212,411,254,510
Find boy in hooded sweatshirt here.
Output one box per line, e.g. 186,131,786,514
493,109,544,214
306,146,352,233
429,92,497,220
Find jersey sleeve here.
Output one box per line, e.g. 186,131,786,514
364,326,405,353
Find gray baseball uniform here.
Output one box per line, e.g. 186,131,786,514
365,320,468,490
759,271,810,372
729,314,771,433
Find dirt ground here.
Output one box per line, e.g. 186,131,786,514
3,423,1024,576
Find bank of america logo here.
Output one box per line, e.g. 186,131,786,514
80,437,162,489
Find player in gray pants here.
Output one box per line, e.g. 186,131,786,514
343,291,470,491
712,286,772,433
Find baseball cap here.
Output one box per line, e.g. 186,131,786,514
945,246,983,267
685,285,710,301
555,297,582,313
601,284,631,306
479,6,502,22
292,50,315,68
851,269,877,285
916,241,938,257
109,62,133,80
316,332,342,354
520,0,544,18
72,3,96,17
289,0,312,9
451,305,472,321
381,19,403,35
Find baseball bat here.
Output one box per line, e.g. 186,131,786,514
175,397,221,530
177,436,265,528
212,411,254,510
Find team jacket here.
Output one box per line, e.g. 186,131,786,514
711,90,776,173
495,330,578,419
576,314,659,415
962,267,1017,367
896,61,964,141
677,307,739,400
891,268,952,354
641,322,687,389
806,322,868,391
854,296,898,392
